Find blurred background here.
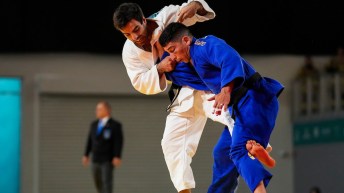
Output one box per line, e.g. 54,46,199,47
1,0,344,193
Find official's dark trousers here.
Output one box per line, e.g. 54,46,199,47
92,162,114,193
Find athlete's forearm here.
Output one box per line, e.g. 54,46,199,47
221,82,234,95
193,1,208,16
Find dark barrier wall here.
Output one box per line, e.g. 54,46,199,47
1,0,343,54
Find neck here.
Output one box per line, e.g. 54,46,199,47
100,116,109,120
139,20,158,51
146,19,158,38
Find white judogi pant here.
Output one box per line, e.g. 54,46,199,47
161,86,233,191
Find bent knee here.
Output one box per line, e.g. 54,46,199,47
213,143,225,158
230,145,248,161
161,137,183,155
161,138,170,153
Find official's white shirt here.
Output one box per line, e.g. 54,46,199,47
122,0,215,95
99,117,110,127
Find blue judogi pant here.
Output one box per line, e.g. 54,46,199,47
229,78,280,192
208,78,282,193
208,127,239,193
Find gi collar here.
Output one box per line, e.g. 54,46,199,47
191,37,197,45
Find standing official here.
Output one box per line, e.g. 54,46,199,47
82,101,124,193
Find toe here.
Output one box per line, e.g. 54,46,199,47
246,143,253,151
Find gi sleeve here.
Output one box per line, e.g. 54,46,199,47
158,0,215,27
122,41,168,95
201,37,245,89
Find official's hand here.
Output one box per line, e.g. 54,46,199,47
112,157,122,167
157,56,177,74
177,1,202,23
82,156,89,167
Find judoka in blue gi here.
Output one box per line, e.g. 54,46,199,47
161,52,240,193
159,22,284,193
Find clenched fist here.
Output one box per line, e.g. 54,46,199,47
157,56,177,74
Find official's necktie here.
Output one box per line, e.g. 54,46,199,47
96,121,103,136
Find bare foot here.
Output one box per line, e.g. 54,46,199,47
246,140,276,168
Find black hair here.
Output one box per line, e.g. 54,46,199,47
159,22,192,47
113,3,144,30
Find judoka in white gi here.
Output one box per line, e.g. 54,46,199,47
113,1,237,193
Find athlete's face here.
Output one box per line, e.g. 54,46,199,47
163,35,192,63
120,18,148,46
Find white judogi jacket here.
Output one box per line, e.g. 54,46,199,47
122,0,215,95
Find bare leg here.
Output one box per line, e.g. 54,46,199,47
254,181,267,193
179,189,191,193
246,140,276,168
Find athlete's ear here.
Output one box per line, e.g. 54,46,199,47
142,17,147,25
182,36,192,46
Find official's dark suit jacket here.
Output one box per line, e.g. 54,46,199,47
84,118,123,163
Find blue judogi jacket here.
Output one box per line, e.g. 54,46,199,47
189,35,284,98
161,52,209,91
186,35,284,193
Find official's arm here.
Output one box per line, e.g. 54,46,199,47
113,123,124,158
84,125,92,157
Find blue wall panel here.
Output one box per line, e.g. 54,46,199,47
0,78,21,193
